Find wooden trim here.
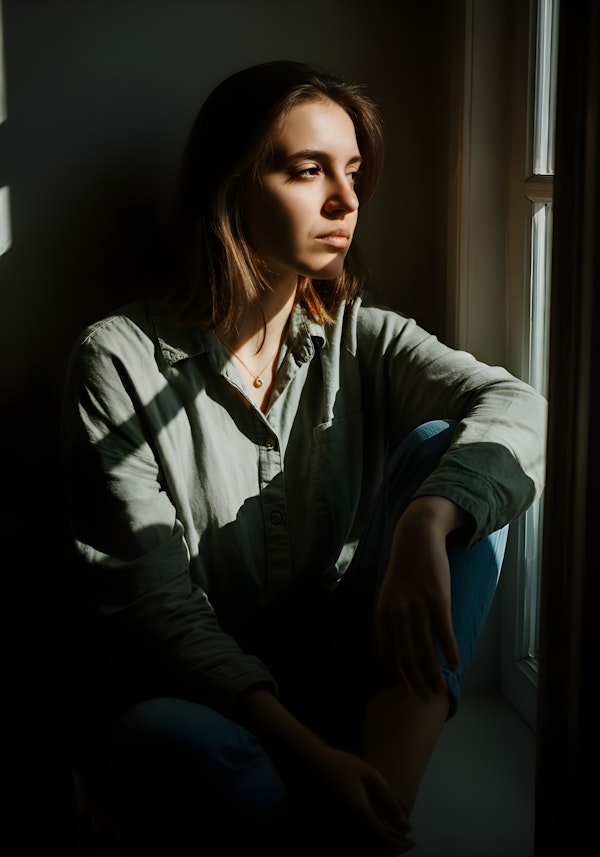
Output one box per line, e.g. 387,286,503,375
524,174,554,203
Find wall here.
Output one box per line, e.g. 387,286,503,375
1,0,454,641
1,2,508,851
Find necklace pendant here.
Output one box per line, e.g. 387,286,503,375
253,377,263,388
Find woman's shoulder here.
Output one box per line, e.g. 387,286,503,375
75,299,155,352
347,290,410,327
339,290,418,349
69,298,213,382
65,299,165,393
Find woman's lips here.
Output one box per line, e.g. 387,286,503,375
317,231,351,248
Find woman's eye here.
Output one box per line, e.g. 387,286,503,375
295,166,322,179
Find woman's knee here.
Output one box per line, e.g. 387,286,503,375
442,523,509,716
393,419,456,471
111,696,288,817
379,420,457,520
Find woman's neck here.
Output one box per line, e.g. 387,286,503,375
225,277,298,356
220,278,298,413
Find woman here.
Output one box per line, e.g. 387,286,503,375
62,60,547,855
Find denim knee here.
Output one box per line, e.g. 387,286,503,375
337,419,508,720
442,524,508,717
111,697,288,828
389,421,509,717
384,419,457,511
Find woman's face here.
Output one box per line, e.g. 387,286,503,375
245,98,361,287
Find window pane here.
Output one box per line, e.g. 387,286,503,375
524,499,543,662
533,0,559,175
524,202,553,660
529,203,552,397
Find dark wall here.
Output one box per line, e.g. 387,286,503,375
1,0,456,634
0,1,459,851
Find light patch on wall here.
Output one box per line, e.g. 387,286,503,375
0,186,10,255
0,0,10,257
0,0,4,125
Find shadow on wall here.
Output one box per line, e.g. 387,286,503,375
3,157,173,696
61,160,172,322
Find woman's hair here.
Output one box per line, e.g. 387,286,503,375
163,60,385,334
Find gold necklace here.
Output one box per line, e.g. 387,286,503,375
225,344,279,388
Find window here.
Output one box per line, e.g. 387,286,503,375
449,0,557,729
522,0,558,663
502,0,558,728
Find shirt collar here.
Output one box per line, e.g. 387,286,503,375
151,301,327,369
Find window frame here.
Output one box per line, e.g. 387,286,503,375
503,0,557,730
449,0,556,730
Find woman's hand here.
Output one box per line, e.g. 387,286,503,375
235,687,413,852
301,741,414,854
374,496,468,702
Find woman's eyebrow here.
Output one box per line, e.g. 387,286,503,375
281,149,363,167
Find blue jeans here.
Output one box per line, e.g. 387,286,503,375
108,420,507,853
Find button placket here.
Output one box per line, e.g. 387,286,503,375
257,427,290,599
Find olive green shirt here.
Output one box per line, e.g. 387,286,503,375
62,293,547,709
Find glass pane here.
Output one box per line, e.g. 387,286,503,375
524,497,544,661
529,203,552,396
524,202,553,659
533,0,560,175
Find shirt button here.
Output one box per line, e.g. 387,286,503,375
269,510,284,525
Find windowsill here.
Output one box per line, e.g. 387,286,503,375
410,690,536,857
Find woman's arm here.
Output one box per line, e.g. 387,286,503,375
375,495,470,702
355,301,548,544
235,686,414,852
61,319,277,712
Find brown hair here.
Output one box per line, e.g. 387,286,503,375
163,60,384,336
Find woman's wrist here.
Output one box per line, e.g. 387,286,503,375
235,686,328,768
398,495,471,539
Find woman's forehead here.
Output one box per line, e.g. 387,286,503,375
270,99,360,158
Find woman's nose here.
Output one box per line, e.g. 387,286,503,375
323,176,359,215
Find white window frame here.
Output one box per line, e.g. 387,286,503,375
449,0,556,730
503,0,557,730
